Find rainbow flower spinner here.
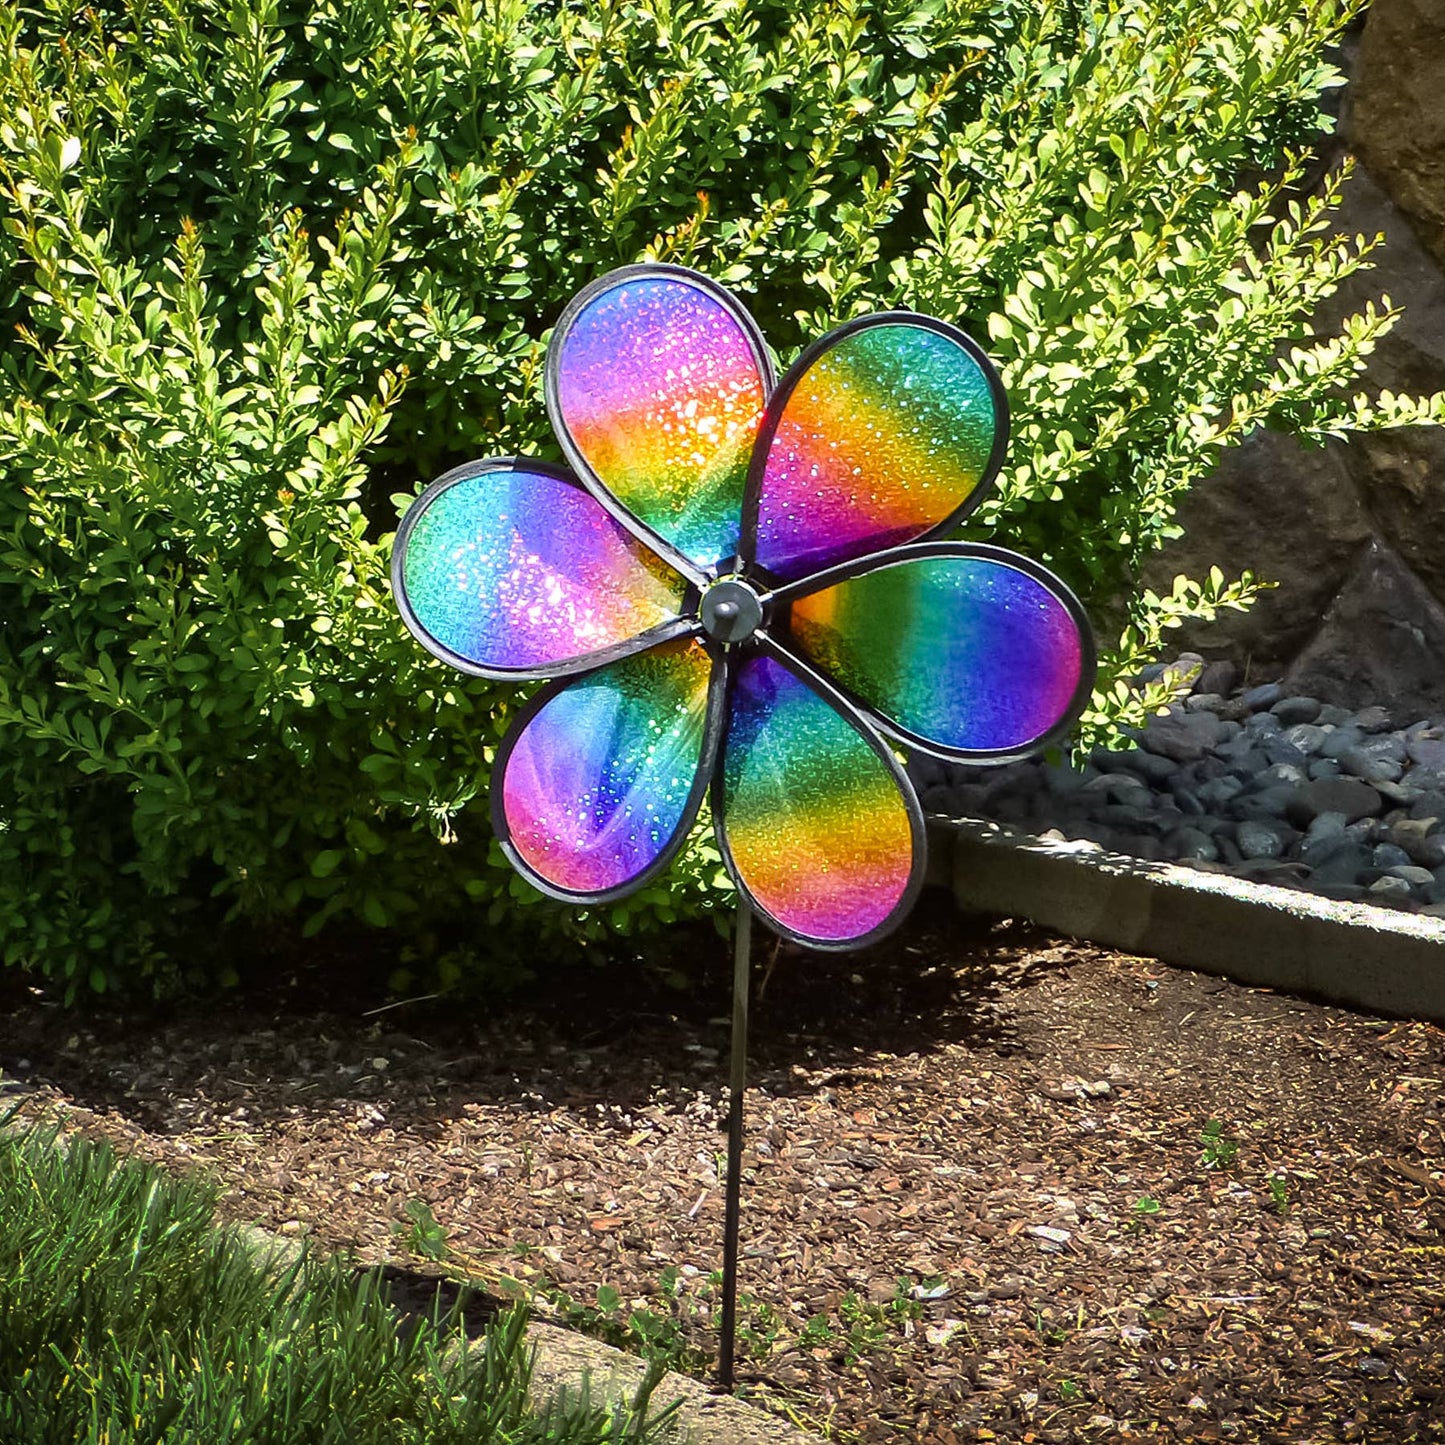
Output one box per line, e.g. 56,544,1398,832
393,265,1096,950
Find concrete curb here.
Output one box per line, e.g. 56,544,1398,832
927,817,1445,1023
522,1318,815,1445
227,1224,813,1445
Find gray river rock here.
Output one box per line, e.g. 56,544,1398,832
913,662,1445,915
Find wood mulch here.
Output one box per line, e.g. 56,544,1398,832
2,894,1443,1443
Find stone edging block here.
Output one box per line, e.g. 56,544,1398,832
928,817,1445,1023
227,1224,813,1445
523,1318,816,1445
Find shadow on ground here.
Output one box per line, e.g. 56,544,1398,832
0,889,1067,1142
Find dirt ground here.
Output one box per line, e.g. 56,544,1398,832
3,892,1443,1443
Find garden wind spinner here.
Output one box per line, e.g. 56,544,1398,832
393,264,1096,948
393,264,1095,1388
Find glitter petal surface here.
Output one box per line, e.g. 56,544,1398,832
550,268,771,570
396,461,687,678
718,652,918,946
786,548,1089,759
498,639,718,898
748,318,1004,582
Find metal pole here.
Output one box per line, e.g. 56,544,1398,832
716,894,752,1392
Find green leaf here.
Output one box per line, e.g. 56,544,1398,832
310,850,345,879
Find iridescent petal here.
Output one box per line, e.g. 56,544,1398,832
548,265,773,574
745,316,1006,582
394,460,688,680
717,649,922,948
495,638,721,901
783,545,1093,760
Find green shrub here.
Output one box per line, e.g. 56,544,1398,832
0,0,1438,994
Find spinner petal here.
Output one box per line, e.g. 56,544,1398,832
716,649,923,949
494,638,722,901
547,265,773,576
781,545,1093,761
393,459,689,680
744,315,1006,582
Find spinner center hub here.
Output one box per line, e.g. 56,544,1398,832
700,577,764,644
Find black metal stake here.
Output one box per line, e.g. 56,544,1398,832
717,895,752,1392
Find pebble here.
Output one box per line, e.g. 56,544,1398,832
1407,767,1445,797
923,663,1445,915
1197,776,1244,810
1289,778,1384,826
1027,1225,1072,1252
1233,786,1298,822
1389,865,1436,887
1264,737,1309,768
1371,843,1413,871
1237,820,1288,859
1167,826,1217,862
1197,660,1238,696
1389,819,1445,868
1320,726,1364,760
1120,751,1178,784
1408,736,1445,770
1300,831,1347,869
1368,875,1414,901
1242,682,1283,711
1290,729,1334,760
1314,845,1374,887
1338,748,1403,785
1411,791,1445,821
1272,695,1321,725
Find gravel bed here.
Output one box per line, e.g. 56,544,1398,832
912,656,1445,917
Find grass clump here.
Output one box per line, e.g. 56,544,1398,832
0,1122,677,1444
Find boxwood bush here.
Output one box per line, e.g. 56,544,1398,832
0,0,1438,995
